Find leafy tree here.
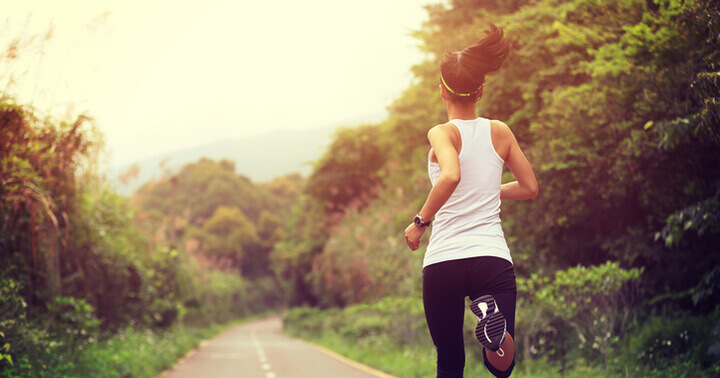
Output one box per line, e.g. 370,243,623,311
201,206,258,268
271,195,328,306
241,210,281,279
136,158,280,227
272,125,388,305
306,125,387,215
135,158,292,280
263,173,305,211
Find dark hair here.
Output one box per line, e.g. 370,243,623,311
440,23,510,103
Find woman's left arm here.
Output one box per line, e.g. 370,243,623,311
404,124,461,251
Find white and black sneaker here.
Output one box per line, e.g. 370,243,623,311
470,295,506,352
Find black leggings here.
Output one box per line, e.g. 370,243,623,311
422,256,517,378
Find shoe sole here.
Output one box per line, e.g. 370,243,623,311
470,295,506,352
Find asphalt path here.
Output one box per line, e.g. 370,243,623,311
161,316,395,378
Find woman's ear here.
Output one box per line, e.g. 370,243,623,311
440,84,451,100
475,84,485,102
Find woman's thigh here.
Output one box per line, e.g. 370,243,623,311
466,257,517,337
422,261,467,357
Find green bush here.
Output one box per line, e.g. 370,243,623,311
535,262,642,363
514,280,560,365
0,275,75,376
282,306,332,339
70,325,202,377
284,297,429,347
1,269,251,377
243,276,283,314
617,313,720,375
46,296,101,353
183,269,247,327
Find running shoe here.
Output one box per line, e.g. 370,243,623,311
470,295,506,352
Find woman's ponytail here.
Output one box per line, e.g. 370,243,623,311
440,23,510,102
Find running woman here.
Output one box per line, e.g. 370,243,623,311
404,23,538,378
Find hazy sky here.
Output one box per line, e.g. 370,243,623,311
3,0,431,167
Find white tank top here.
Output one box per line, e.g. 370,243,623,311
423,117,512,268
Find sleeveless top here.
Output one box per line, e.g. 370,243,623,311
423,117,512,268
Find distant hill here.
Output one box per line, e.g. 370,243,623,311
109,126,336,195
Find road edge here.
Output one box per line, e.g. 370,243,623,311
291,337,397,378
158,315,268,377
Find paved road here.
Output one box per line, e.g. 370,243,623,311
162,316,394,378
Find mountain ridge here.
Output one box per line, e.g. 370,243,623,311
109,126,337,195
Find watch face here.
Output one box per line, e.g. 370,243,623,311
414,215,423,227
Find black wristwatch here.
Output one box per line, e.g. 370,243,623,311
414,214,431,228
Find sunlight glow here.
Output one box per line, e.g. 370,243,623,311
2,0,429,166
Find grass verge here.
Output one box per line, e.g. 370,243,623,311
295,332,608,378
282,299,612,378
67,316,261,377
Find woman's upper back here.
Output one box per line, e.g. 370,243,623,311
424,117,512,268
429,118,512,164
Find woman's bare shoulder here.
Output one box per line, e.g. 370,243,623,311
489,119,511,132
429,122,463,145
489,119,514,141
428,122,456,136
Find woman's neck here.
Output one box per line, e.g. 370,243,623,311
444,99,478,121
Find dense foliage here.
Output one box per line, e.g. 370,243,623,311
0,98,286,375
274,0,720,374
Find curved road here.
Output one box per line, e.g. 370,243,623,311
162,317,395,378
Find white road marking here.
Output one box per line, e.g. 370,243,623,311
252,331,277,377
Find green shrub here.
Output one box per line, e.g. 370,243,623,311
0,275,74,376
244,276,283,314
283,306,329,339
617,313,720,375
513,285,560,366
183,269,247,327
46,296,101,354
285,299,425,345
535,262,642,363
70,325,197,377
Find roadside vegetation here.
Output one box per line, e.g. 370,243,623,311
0,94,285,375
0,42,294,374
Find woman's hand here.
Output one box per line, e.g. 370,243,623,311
405,223,426,251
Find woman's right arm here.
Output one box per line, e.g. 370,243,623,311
496,121,539,200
